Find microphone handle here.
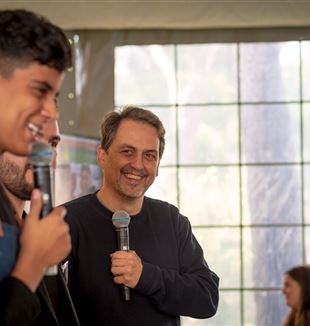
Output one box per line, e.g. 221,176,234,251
116,227,130,301
32,164,57,276
122,284,130,301
32,165,53,217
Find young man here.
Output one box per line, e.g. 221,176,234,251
0,9,72,325
65,106,219,325
0,120,79,325
0,120,60,218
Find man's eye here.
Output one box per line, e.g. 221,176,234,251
37,87,48,96
145,153,157,161
122,150,132,155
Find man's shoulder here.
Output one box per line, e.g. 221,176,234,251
143,197,191,234
144,196,180,217
63,194,97,221
64,193,94,208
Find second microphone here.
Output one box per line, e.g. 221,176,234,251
112,210,131,301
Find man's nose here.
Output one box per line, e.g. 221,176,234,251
41,97,58,121
131,154,144,169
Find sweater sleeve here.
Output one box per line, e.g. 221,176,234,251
0,276,41,325
134,214,219,319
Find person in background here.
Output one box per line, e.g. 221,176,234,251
78,164,96,197
0,120,79,325
0,9,72,325
65,105,219,325
282,264,310,326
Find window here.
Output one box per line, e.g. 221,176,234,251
115,41,310,325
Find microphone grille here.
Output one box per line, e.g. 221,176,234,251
112,210,130,228
29,141,53,165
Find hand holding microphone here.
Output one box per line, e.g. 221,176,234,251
27,141,71,276
111,211,143,301
13,189,71,292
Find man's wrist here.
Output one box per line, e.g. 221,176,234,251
11,251,46,292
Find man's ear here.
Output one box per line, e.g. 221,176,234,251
96,145,107,167
155,160,160,177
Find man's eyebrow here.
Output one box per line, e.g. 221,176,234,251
31,80,53,91
121,144,135,149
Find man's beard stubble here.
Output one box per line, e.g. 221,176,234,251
0,159,33,200
117,164,153,199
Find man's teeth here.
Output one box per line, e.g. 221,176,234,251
125,173,142,180
28,122,43,137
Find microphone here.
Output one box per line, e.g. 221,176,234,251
112,210,131,301
29,141,57,276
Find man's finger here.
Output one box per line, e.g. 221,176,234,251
27,188,43,221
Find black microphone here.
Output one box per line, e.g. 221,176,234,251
112,210,131,301
29,141,57,275
29,141,53,217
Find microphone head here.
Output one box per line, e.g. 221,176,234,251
29,141,53,165
112,211,130,228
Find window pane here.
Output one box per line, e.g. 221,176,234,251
177,44,237,104
243,291,288,326
181,291,240,325
179,106,239,164
179,167,240,226
241,104,300,163
240,42,300,102
145,167,177,207
302,41,310,101
306,227,310,263
242,166,301,225
303,164,310,224
303,103,310,161
115,45,175,105
147,106,177,166
243,227,303,288
193,228,240,288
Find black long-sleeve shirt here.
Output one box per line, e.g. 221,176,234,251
65,194,219,326
0,184,80,326
0,184,41,325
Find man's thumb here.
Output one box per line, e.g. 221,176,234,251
28,188,43,220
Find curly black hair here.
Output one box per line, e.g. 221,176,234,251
0,9,72,77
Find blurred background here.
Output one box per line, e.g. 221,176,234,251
1,1,310,325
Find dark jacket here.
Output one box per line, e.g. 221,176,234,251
33,266,80,326
0,184,80,325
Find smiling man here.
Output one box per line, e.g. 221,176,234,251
0,121,60,217
65,106,219,326
0,9,73,325
0,120,79,325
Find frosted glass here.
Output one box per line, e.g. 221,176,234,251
179,106,239,164
178,44,237,104
240,42,299,102
179,167,240,225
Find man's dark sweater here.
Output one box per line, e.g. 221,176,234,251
65,193,219,326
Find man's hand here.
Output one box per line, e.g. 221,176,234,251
11,189,71,291
111,250,143,288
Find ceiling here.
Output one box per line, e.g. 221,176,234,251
0,0,310,30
